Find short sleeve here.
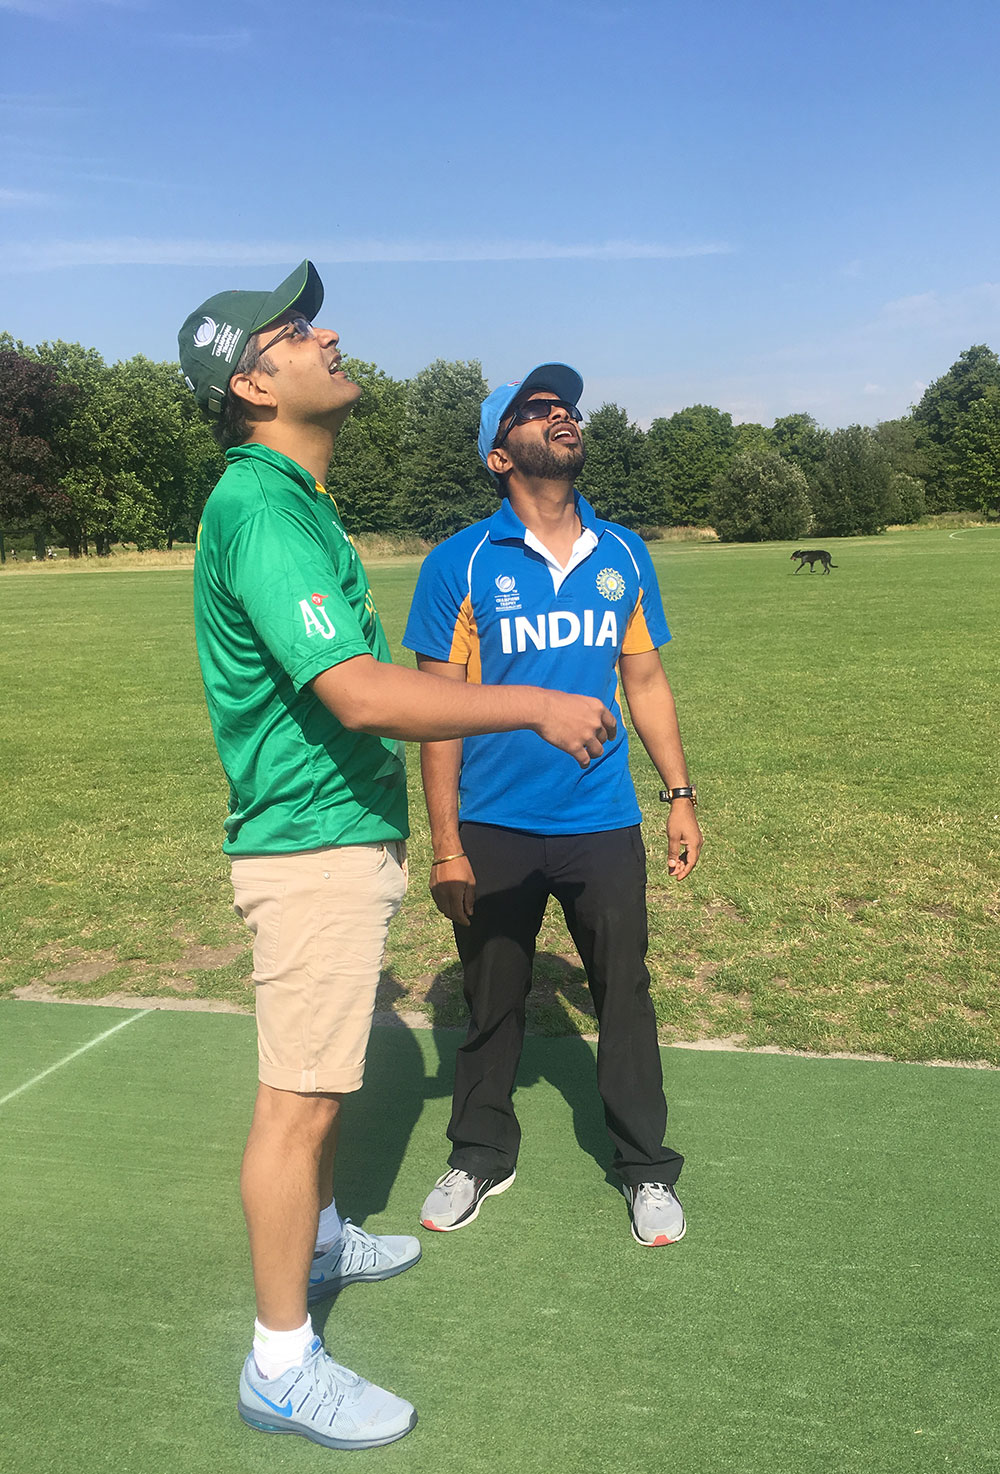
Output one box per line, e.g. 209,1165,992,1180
403,546,469,663
621,536,671,654
228,507,371,690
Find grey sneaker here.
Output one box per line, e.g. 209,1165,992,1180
238,1335,416,1449
307,1220,421,1305
623,1182,686,1246
419,1167,516,1232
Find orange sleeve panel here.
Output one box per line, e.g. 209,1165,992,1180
622,588,657,655
447,595,482,684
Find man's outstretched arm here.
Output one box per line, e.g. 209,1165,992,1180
311,654,616,768
414,657,476,927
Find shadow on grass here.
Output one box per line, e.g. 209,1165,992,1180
333,955,615,1230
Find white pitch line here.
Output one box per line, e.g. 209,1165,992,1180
0,1009,152,1109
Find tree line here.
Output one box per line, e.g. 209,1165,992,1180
1,331,997,559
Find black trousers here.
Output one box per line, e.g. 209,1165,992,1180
446,822,683,1188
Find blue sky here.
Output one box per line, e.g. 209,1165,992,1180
1,0,998,428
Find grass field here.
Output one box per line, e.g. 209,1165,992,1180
1,526,997,1062
3,1000,999,1474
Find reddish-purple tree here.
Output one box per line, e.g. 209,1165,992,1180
0,349,75,560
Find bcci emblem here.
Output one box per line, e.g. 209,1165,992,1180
596,568,626,601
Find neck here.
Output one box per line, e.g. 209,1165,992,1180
506,477,580,567
245,424,334,486
244,415,347,487
506,476,578,537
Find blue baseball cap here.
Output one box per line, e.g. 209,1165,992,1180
477,363,584,469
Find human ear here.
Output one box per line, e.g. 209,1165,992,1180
229,371,277,409
487,447,511,477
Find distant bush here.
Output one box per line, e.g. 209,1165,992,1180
885,471,926,525
811,425,894,536
711,447,812,542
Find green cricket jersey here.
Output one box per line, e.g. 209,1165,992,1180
193,443,408,855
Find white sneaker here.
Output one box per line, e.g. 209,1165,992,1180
623,1182,686,1246
238,1335,416,1449
419,1167,516,1231
307,1220,421,1304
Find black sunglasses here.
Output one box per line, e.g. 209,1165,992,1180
495,398,583,447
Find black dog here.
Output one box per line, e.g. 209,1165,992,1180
791,549,837,574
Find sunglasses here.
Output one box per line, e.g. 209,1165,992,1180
256,313,317,357
495,398,583,447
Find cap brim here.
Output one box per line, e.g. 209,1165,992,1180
511,363,584,408
253,260,324,332
477,362,584,470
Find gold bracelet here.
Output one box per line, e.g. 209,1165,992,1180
430,852,466,868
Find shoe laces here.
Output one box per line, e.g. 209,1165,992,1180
341,1219,380,1274
437,1169,473,1189
307,1345,360,1409
637,1182,674,1202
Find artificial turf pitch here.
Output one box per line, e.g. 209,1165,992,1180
2,1001,998,1473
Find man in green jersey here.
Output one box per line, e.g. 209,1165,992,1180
178,261,616,1452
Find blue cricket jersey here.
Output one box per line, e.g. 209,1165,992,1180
402,493,671,835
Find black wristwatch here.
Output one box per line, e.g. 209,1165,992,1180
660,786,698,806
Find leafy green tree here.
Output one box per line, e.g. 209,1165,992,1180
810,425,894,536
111,356,221,547
952,386,1000,518
576,403,658,527
101,355,214,550
913,344,1000,440
647,405,735,525
23,344,220,553
397,359,494,540
711,446,812,542
325,359,406,532
732,421,770,455
873,416,929,482
885,471,926,525
912,344,1000,510
770,413,829,486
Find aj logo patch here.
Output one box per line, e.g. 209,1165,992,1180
299,596,336,640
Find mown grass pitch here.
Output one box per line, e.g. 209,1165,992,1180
0,527,997,1061
2,1000,999,1474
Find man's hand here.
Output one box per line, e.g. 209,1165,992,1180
430,855,477,926
534,691,617,768
667,801,703,880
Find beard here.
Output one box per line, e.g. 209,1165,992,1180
507,430,586,482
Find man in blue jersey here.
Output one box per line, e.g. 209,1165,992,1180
403,364,703,1247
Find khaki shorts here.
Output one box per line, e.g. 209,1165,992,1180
231,842,407,1094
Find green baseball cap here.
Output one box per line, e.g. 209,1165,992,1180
178,259,324,416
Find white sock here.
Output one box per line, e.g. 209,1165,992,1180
253,1316,314,1379
315,1197,345,1255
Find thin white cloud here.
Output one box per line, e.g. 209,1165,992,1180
161,29,252,49
863,383,885,395
0,94,88,116
0,236,735,271
880,291,941,324
0,0,135,13
0,187,54,206
873,283,1000,337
